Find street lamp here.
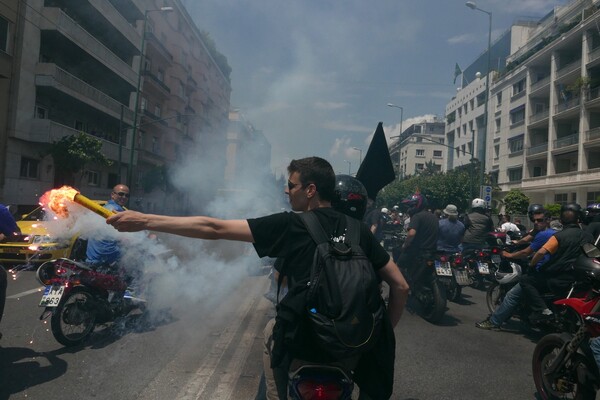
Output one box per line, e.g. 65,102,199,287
344,160,351,175
387,103,404,180
352,147,362,166
127,6,174,188
466,1,492,193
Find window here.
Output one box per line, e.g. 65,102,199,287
20,157,39,179
416,149,425,157
144,58,151,72
433,150,442,158
438,138,445,145
555,193,568,206
152,136,160,153
494,145,499,159
468,141,473,155
107,173,118,188
140,97,147,111
495,118,501,132
512,79,526,96
157,69,164,82
74,120,85,131
35,106,47,119
470,99,474,110
469,120,473,132
85,170,100,186
415,137,423,143
154,104,161,117
508,167,523,182
455,146,460,157
415,163,424,171
509,136,524,153
496,92,502,106
0,16,8,53
510,107,525,126
588,191,600,203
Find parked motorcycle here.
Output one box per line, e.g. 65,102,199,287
36,257,146,346
532,245,600,399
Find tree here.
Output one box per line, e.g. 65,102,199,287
544,203,562,217
47,133,112,187
503,189,530,215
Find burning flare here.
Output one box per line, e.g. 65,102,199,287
40,186,115,219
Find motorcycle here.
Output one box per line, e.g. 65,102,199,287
36,257,146,346
437,252,470,302
288,363,354,400
532,245,600,399
402,252,448,324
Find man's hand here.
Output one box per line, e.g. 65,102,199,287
502,250,511,258
106,210,148,232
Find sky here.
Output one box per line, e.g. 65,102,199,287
181,0,567,177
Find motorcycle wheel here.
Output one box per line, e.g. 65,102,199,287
532,334,596,400
486,283,503,314
447,280,462,303
51,286,96,347
419,279,447,324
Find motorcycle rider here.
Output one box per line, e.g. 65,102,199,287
436,204,465,254
585,203,600,242
476,207,556,330
522,203,594,322
105,157,409,400
514,204,545,246
462,198,494,252
396,192,439,282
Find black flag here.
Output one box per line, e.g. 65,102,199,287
356,122,396,200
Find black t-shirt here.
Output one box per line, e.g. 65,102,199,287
406,210,439,254
364,209,385,241
247,208,390,287
586,222,600,242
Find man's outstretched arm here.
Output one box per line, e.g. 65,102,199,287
378,259,409,328
106,210,254,242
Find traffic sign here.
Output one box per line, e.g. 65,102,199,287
480,185,492,208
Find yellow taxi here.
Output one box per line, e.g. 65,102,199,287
0,201,106,265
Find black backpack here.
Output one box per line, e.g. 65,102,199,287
298,211,384,360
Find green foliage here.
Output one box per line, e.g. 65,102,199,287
545,203,562,217
199,30,232,81
48,133,112,186
503,189,530,215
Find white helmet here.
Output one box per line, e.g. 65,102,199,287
381,207,389,214
494,261,522,285
471,198,486,209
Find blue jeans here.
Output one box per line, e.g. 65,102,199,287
590,337,600,370
489,283,522,326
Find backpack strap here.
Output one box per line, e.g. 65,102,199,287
299,211,330,244
344,215,361,246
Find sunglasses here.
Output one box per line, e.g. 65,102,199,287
114,192,130,198
533,218,546,223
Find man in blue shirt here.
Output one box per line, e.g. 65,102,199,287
0,204,20,340
86,184,129,268
437,204,465,253
476,207,556,330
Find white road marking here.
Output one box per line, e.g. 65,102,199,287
7,287,44,299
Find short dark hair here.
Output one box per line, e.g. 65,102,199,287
288,157,335,202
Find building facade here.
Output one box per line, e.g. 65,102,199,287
3,0,230,214
489,0,600,206
389,120,446,178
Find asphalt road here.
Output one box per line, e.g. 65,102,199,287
1,265,545,400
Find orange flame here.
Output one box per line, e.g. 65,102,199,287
39,186,78,218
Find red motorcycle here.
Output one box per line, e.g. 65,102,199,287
532,245,600,399
36,258,146,346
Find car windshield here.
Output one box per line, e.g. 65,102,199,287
20,207,46,222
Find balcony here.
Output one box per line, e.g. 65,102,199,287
526,142,548,156
528,109,549,125
40,7,137,85
554,96,581,115
143,70,170,96
142,109,169,126
553,133,579,149
555,59,581,81
530,76,550,93
145,31,173,62
585,128,600,143
522,168,600,189
27,119,135,162
35,63,134,123
588,47,600,66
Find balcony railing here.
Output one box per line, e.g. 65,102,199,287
526,142,548,156
554,96,581,114
35,63,134,122
586,128,600,142
589,46,600,64
586,87,600,102
529,109,549,124
553,133,579,149
530,76,550,92
556,59,581,80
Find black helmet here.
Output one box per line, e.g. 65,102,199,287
527,203,544,222
561,203,584,223
402,192,427,216
332,174,368,220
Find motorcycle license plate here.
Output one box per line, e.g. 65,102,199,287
477,262,490,274
39,285,65,307
453,270,471,286
435,261,453,277
491,255,501,265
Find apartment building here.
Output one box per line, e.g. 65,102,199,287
4,0,230,214
0,0,18,197
389,120,446,178
490,0,600,206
